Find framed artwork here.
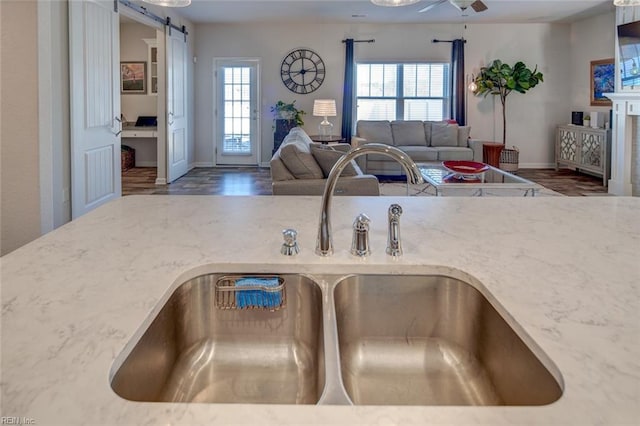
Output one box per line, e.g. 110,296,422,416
590,59,614,106
120,62,146,94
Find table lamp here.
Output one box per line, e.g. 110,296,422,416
313,99,337,137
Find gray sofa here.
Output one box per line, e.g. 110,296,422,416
352,120,484,175
270,127,379,196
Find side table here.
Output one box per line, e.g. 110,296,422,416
482,143,504,168
309,135,346,145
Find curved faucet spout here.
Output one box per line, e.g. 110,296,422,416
315,143,424,257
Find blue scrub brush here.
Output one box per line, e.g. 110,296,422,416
235,277,282,309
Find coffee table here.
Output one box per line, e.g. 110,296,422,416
417,162,541,196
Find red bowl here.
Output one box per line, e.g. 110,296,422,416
442,160,489,175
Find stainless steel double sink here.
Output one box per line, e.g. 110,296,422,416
110,273,563,406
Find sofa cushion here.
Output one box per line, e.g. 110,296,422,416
458,126,471,147
310,144,358,177
433,146,474,161
283,127,315,151
391,121,427,146
397,146,438,162
279,144,324,179
356,121,394,145
430,122,458,147
270,152,296,181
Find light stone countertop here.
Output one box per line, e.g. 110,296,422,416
1,195,639,425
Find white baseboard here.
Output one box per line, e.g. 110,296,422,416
192,162,214,167
155,178,167,185
260,162,270,168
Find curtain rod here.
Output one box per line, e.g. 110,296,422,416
117,0,188,37
342,39,375,43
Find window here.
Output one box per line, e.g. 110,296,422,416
356,63,450,122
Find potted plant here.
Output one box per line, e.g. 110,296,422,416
270,100,306,154
270,100,305,126
472,60,544,171
583,115,591,127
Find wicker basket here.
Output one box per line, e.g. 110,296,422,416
499,146,519,172
121,145,135,171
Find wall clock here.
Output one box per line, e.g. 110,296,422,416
280,48,325,94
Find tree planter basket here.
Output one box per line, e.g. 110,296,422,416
499,146,519,172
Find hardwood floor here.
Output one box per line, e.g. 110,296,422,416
122,166,609,197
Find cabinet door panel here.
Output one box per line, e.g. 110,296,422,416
558,129,578,162
580,131,603,168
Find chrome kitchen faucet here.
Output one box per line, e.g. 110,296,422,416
315,143,424,256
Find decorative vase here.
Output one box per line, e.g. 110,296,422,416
482,143,504,168
583,119,590,127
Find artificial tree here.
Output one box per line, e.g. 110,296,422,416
472,59,544,145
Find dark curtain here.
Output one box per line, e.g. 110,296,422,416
450,39,465,125
341,39,355,143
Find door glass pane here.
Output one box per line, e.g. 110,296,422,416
222,66,252,154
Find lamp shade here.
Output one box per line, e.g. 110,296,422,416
142,0,191,7
313,99,337,117
371,0,421,6
614,0,640,5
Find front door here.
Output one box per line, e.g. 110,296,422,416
215,60,259,165
69,0,121,218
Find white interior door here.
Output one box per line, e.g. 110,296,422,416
69,0,121,219
166,27,188,183
215,60,259,165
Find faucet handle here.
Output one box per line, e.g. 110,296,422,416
351,213,371,257
386,204,403,257
281,228,300,256
388,203,403,220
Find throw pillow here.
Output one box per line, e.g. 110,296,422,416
279,144,324,179
310,144,358,178
430,122,458,147
391,121,427,146
356,121,394,144
458,126,471,147
279,127,314,154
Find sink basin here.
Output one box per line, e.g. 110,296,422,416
111,273,324,404
333,274,563,406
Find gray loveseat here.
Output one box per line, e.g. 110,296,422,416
270,127,379,196
352,120,484,175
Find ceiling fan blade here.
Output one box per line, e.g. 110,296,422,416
471,0,488,12
418,0,448,14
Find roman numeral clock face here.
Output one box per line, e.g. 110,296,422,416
280,48,325,94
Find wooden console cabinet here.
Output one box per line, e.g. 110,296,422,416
556,125,611,186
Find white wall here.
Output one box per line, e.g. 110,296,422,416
120,22,158,121
194,20,613,168
466,23,573,167
194,22,457,166
570,12,616,123
1,0,42,256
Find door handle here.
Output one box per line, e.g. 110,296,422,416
113,116,122,136
168,112,174,125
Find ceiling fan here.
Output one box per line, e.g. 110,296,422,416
418,0,488,14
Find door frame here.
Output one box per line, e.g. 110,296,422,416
212,57,261,166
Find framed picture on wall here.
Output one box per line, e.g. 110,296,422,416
120,62,146,94
590,59,614,106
